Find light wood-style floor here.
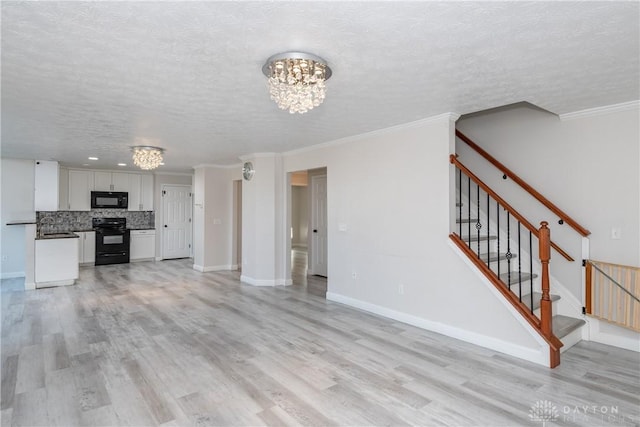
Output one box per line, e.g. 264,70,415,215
2,257,639,426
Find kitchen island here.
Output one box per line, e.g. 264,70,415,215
35,232,79,288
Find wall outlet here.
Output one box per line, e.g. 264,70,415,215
213,218,222,225
1,255,7,262
398,283,405,295
352,271,357,279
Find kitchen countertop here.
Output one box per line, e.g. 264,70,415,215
36,232,80,240
42,227,156,233
6,220,37,225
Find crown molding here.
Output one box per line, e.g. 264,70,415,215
238,153,280,162
282,112,460,157
154,171,194,176
559,100,639,121
192,163,240,170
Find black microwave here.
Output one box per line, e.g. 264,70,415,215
91,191,128,209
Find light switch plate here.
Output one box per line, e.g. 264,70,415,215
611,227,621,239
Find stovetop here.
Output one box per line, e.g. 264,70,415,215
92,217,127,229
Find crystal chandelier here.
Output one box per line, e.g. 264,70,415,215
131,146,164,170
262,52,332,114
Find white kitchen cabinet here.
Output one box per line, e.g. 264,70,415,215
68,170,94,211
74,231,95,265
94,171,129,192
128,174,154,211
35,237,79,287
35,160,59,211
128,173,141,211
130,230,155,261
141,174,154,211
58,167,69,211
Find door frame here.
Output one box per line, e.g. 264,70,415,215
284,167,328,284
161,184,193,260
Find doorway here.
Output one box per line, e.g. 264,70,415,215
288,167,327,296
232,180,242,270
161,184,192,259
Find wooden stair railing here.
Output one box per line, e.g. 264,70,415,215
456,129,590,238
452,155,573,262
585,260,640,331
450,154,563,368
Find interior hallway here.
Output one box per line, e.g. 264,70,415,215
1,260,638,426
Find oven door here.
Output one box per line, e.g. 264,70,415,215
95,229,130,265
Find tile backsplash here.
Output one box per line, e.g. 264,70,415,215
36,210,155,232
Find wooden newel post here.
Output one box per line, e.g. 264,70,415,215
539,221,553,337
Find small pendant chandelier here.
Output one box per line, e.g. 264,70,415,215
131,146,164,170
262,52,332,114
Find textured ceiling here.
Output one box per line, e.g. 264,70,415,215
2,1,638,172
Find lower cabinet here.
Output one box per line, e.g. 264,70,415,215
74,231,96,265
131,230,155,261
35,238,79,286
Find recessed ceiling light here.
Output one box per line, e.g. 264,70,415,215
159,162,165,165
82,164,89,166
88,157,99,160
117,163,126,167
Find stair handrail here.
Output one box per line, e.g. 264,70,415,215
450,155,574,262
456,130,591,237
449,155,563,366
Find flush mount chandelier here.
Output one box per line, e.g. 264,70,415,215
262,52,332,114
131,146,164,170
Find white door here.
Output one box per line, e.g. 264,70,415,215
310,174,327,276
162,185,192,259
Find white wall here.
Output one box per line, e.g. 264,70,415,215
456,103,640,301
240,154,287,285
154,173,192,258
193,166,238,271
282,115,549,364
1,159,36,277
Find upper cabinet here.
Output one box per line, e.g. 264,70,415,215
141,174,154,211
58,167,69,211
68,170,94,211
35,160,59,211
94,171,129,192
128,173,154,211
59,168,153,212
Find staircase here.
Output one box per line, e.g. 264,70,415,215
451,131,590,368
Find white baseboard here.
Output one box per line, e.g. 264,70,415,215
1,271,25,279
155,257,163,261
36,279,75,288
240,275,292,287
325,292,549,367
193,264,235,272
585,317,640,352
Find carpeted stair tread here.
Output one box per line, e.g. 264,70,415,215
519,292,560,311
553,315,586,339
479,252,517,262
499,272,538,284
462,235,497,242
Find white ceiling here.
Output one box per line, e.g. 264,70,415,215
2,1,638,173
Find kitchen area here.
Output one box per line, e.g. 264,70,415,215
4,160,158,290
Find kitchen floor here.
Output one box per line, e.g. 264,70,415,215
1,260,638,426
